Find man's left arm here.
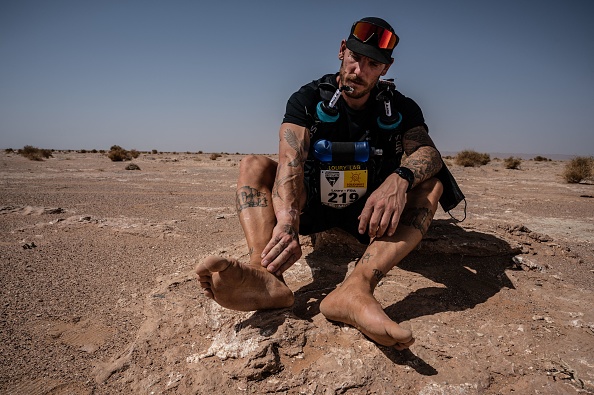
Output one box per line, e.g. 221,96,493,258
399,125,442,188
357,125,442,238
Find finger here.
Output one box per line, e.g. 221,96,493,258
386,209,401,237
273,250,302,275
266,248,295,273
376,209,395,238
261,237,282,266
367,208,383,238
358,205,373,234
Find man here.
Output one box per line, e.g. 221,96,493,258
196,17,462,350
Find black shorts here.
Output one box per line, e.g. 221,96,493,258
299,185,371,245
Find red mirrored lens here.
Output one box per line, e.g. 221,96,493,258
352,21,398,50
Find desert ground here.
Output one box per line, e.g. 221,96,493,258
1,150,593,394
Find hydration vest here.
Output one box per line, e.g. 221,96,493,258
304,77,406,208
304,75,466,215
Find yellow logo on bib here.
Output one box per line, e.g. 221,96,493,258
344,170,367,188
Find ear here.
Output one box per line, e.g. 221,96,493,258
380,58,394,76
338,39,347,60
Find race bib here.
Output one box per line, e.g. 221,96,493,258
319,164,368,208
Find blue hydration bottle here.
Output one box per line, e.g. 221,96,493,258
313,140,376,163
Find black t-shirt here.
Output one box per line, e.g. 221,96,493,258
282,73,427,139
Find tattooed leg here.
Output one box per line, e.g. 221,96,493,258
196,155,294,311
319,177,443,349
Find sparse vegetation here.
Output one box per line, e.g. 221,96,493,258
17,145,53,161
504,157,522,170
210,153,223,160
107,145,133,161
455,150,491,167
5,148,14,153
563,156,594,183
152,149,158,154
533,155,551,162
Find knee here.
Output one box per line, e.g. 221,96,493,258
239,155,277,183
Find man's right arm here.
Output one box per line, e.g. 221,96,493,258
260,122,310,275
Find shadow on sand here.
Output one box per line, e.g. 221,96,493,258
238,220,520,375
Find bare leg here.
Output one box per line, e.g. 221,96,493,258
196,155,294,310
320,178,443,349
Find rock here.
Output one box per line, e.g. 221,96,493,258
125,163,141,170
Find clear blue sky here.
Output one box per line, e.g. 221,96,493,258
1,0,593,156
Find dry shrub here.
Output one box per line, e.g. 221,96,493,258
533,155,551,162
455,150,491,167
18,145,53,161
108,145,132,161
504,157,522,169
210,153,222,160
129,149,140,159
563,156,593,183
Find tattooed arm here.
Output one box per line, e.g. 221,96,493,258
400,125,443,188
358,125,442,239
260,123,310,275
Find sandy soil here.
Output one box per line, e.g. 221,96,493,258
1,151,593,394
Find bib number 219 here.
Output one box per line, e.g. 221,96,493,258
328,192,359,204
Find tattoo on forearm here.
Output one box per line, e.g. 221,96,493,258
399,207,433,236
372,269,384,282
284,129,304,168
404,154,442,186
272,172,299,200
236,186,268,212
403,126,435,152
401,126,442,187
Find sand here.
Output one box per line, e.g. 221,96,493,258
1,151,593,394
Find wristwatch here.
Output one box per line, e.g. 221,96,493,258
393,167,414,192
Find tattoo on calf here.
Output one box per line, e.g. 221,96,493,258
236,186,268,212
360,252,372,265
399,207,433,236
372,269,384,281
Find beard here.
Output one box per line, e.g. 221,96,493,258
338,60,378,99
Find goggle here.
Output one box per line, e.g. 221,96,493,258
351,21,398,50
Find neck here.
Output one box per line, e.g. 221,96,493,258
342,93,369,111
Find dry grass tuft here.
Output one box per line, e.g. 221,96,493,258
563,156,593,183
18,145,53,161
455,150,491,167
504,157,522,170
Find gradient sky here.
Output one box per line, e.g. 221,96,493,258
1,0,593,156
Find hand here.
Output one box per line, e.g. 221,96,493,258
261,223,302,275
358,174,408,238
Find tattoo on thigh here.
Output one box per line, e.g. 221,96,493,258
372,269,384,281
236,186,268,212
399,207,433,236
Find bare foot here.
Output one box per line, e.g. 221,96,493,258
319,281,415,350
196,256,294,311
